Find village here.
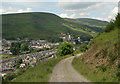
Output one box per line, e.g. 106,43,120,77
0,34,89,78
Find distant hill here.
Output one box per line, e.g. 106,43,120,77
2,12,108,42
76,18,108,26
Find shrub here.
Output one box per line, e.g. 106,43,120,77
17,69,26,76
96,64,106,72
104,13,120,32
17,58,23,65
79,43,88,52
109,52,117,64
101,49,107,58
95,52,99,57
21,43,29,51
104,21,114,32
114,13,120,28
4,72,16,82
116,71,120,81
118,62,120,69
10,42,21,55
56,42,74,56
88,39,93,48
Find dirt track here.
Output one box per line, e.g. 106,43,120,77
49,54,89,82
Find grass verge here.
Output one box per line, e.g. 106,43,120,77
72,56,118,82
13,55,70,82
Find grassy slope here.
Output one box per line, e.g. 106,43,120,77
2,12,108,41
76,18,108,27
13,55,70,82
64,18,108,36
2,12,68,40
72,28,119,82
72,56,116,82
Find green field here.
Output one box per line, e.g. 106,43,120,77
13,55,70,82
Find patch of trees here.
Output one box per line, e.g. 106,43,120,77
104,13,120,32
10,42,29,55
56,42,74,56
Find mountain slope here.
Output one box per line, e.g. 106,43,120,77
2,12,108,42
76,18,108,26
64,18,108,36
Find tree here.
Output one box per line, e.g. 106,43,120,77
104,21,114,32
114,13,120,28
21,43,29,51
10,42,21,55
17,58,23,65
56,42,74,56
104,13,120,32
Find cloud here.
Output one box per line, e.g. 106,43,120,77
92,6,118,21
57,2,118,21
91,17,108,21
2,0,119,2
2,0,58,2
57,0,119,2
80,12,90,16
0,7,32,14
57,2,98,12
107,6,118,21
58,13,76,18
57,2,117,12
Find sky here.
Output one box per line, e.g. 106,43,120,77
0,0,119,21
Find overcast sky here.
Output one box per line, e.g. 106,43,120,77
0,0,119,21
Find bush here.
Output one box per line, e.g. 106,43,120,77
10,42,21,55
37,48,42,52
96,64,106,72
16,69,26,76
4,72,16,82
95,52,99,57
104,13,120,32
17,58,23,65
114,13,120,28
79,43,88,52
118,62,120,69
104,21,115,32
56,42,74,56
21,43,29,51
116,71,120,81
109,52,117,64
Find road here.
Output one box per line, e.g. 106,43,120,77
49,54,89,82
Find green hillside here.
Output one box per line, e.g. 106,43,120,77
2,12,108,42
76,18,108,26
64,18,108,36
72,14,119,82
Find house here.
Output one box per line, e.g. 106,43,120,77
1,68,14,77
20,63,27,68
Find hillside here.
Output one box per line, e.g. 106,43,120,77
72,14,119,82
64,18,108,37
2,12,108,42
76,18,108,27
